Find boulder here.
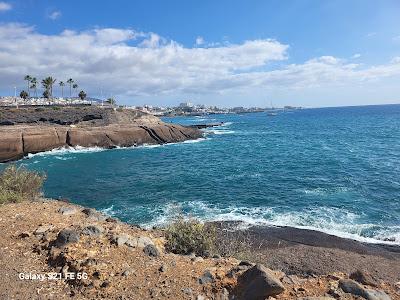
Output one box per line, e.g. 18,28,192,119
235,264,285,300
55,229,80,248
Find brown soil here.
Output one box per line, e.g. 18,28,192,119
0,200,399,299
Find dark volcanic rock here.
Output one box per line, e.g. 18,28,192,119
143,244,160,257
234,263,285,300
55,229,80,248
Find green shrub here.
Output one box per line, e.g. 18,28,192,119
0,166,46,204
164,217,216,257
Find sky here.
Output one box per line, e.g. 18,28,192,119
0,0,400,107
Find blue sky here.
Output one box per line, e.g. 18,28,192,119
0,0,400,107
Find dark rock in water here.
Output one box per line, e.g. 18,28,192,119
143,244,160,257
198,270,214,285
55,229,80,248
82,225,104,236
339,279,391,300
350,270,379,287
234,263,285,300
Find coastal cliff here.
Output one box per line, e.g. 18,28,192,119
0,107,202,162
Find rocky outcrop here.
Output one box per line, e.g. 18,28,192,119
0,123,202,162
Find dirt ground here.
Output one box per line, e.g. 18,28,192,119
1,200,399,299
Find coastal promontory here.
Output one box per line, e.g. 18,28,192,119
0,106,203,162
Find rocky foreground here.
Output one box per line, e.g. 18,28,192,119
0,106,202,162
0,200,399,299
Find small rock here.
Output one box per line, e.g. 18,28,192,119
199,270,214,285
54,229,80,248
197,295,206,300
34,224,54,235
339,279,390,300
143,244,160,257
112,234,130,246
122,269,132,277
350,270,378,287
159,264,167,272
213,254,221,259
82,208,107,221
191,256,204,263
19,232,30,238
235,263,285,299
101,280,110,288
82,225,104,236
58,207,77,216
364,290,391,300
182,288,192,295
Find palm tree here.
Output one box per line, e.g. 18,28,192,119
30,77,38,98
67,78,74,98
24,75,32,97
78,90,87,100
59,81,65,98
41,77,56,103
72,83,78,97
20,90,28,101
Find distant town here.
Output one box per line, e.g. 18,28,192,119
0,75,302,116
0,95,303,116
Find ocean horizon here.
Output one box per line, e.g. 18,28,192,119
6,104,400,245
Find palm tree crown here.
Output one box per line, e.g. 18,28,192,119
24,75,32,97
41,77,57,99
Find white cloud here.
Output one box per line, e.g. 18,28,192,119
48,10,61,20
352,53,361,59
196,36,204,45
0,1,11,11
0,23,399,105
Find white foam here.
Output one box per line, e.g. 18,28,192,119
24,138,208,159
27,146,106,158
205,129,235,135
141,201,400,245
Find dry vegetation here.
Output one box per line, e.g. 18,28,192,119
0,165,46,204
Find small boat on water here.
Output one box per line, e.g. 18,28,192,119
266,100,278,116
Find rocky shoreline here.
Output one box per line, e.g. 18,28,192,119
0,107,203,163
1,199,399,299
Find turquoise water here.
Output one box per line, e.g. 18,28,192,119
6,105,400,244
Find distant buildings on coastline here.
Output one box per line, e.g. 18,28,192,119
0,95,302,116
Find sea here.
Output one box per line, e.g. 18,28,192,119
5,104,400,245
